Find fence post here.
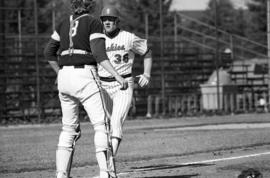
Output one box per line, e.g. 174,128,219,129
52,1,56,31
181,95,186,113
175,96,179,117
146,95,152,118
242,92,247,112
159,0,166,116
34,0,41,122
248,92,253,111
154,96,160,117
200,94,203,113
230,93,235,113
174,13,177,60
168,96,172,114
194,94,199,113
224,93,228,113
255,93,259,111
0,1,6,120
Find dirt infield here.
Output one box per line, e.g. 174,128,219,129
1,113,270,178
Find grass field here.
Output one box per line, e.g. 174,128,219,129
1,113,270,177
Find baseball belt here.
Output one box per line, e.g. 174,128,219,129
59,63,97,69
99,74,132,82
60,49,92,56
59,65,85,69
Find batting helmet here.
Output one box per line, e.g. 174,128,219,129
100,5,119,20
71,0,96,15
238,168,263,178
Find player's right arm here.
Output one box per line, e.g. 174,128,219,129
44,30,61,74
44,38,60,74
90,37,128,89
89,19,128,89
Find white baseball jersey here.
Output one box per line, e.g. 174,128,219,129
98,30,148,77
98,30,148,139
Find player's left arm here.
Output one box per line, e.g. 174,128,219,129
142,49,152,79
132,35,152,87
137,49,152,87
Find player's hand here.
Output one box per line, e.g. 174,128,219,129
136,73,150,87
115,75,128,90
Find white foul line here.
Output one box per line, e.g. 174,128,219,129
118,151,270,175
154,123,270,131
180,151,270,165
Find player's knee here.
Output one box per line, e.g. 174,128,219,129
58,124,80,148
94,124,108,152
111,124,123,139
112,131,122,139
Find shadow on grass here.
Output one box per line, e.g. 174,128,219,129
130,163,213,172
142,175,199,178
125,163,214,177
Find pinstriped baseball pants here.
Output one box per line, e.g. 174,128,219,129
101,77,134,138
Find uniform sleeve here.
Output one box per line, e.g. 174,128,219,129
51,21,62,41
131,34,148,55
51,31,60,41
44,39,60,61
90,38,109,63
89,18,106,41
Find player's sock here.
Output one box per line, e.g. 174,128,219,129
96,151,109,178
108,155,117,178
111,138,121,156
56,148,73,178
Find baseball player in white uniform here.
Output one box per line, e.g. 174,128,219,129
98,5,152,172
44,1,128,178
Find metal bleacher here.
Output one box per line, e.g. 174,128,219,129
142,11,269,116
1,5,269,122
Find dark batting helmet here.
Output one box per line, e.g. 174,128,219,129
71,0,96,15
100,5,119,21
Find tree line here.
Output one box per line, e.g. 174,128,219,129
1,0,267,46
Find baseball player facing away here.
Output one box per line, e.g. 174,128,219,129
43,0,128,178
98,4,152,171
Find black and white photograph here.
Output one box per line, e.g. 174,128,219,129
0,0,269,177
